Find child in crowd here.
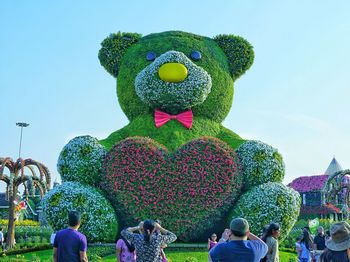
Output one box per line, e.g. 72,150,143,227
116,233,136,262
208,233,218,262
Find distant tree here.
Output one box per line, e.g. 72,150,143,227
0,157,50,248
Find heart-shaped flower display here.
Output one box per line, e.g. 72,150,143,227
102,136,242,241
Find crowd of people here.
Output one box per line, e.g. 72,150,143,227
53,211,176,262
208,220,350,262
294,223,350,262
51,210,350,262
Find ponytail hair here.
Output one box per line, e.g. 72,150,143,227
143,219,155,243
262,223,280,243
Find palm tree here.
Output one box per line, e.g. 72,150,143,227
0,157,51,248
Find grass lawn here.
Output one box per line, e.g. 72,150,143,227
3,249,297,261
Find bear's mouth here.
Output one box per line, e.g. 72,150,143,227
135,51,212,114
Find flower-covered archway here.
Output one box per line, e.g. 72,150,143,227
322,169,350,219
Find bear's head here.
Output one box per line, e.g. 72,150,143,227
98,31,254,123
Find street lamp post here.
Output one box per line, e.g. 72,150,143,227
16,122,29,158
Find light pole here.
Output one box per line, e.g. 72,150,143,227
16,122,29,158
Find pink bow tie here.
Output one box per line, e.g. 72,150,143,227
154,109,193,129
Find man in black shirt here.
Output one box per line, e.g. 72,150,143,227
314,226,326,250
313,226,326,262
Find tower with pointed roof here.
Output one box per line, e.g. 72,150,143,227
324,157,343,176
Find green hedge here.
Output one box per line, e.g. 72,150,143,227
0,243,51,256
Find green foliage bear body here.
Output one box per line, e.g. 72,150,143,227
51,31,300,242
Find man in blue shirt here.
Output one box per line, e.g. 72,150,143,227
210,217,268,262
53,210,88,262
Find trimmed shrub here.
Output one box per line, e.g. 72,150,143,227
228,182,301,240
0,243,52,256
237,140,285,190
57,136,107,186
102,136,242,241
14,226,52,243
41,182,118,242
0,219,39,227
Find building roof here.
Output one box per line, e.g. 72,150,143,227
288,175,328,193
289,157,344,193
0,192,9,207
325,157,343,176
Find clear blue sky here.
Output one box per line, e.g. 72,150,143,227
1,0,349,190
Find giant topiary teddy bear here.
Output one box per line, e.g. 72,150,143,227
42,31,300,242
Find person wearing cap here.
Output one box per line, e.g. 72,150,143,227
209,217,268,262
320,221,350,262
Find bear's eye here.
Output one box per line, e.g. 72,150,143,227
146,51,157,61
190,51,201,61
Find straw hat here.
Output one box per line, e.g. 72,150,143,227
326,221,350,251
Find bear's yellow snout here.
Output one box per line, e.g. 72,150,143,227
158,63,188,83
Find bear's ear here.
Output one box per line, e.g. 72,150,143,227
98,32,141,77
214,34,254,80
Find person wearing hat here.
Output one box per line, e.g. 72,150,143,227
320,221,350,262
209,217,268,262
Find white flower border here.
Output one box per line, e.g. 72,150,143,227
231,182,301,240
237,140,285,189
57,136,107,185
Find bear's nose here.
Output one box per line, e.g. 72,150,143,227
158,63,188,83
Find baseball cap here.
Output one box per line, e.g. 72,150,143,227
230,218,249,235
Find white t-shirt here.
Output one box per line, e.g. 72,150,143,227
50,233,56,245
